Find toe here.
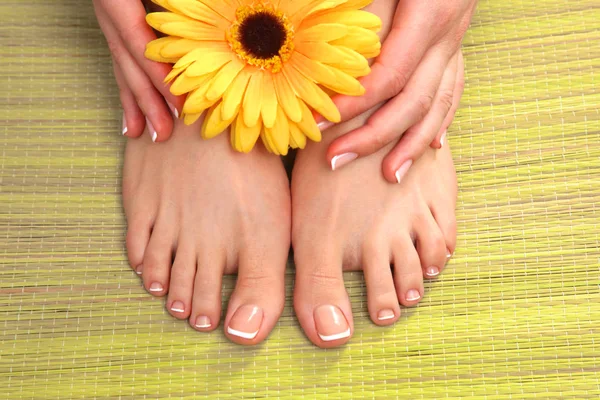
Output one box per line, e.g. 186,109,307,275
392,235,425,307
414,209,448,279
125,209,154,274
165,242,195,319
430,203,457,260
224,247,287,345
189,248,225,332
362,239,400,326
141,219,176,297
293,250,353,348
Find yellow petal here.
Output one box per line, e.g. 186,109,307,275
297,100,322,142
260,130,278,154
171,71,215,96
234,114,262,153
329,26,380,54
243,72,263,128
302,10,382,31
265,106,289,155
296,41,367,70
206,57,245,101
161,40,228,59
145,37,180,63
194,0,236,22
261,73,278,129
150,0,178,13
320,65,365,96
273,72,302,123
289,52,336,86
183,77,218,114
183,112,203,125
146,12,224,40
296,23,348,42
167,0,229,28
185,53,234,77
222,69,251,121
201,102,235,139
289,122,307,149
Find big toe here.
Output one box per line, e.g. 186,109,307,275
293,249,353,348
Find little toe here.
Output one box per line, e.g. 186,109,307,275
392,236,425,307
141,219,176,297
293,250,353,348
165,242,196,319
362,240,401,325
189,249,225,332
224,248,287,345
125,209,154,275
414,210,448,280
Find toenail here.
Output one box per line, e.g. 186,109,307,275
146,118,157,143
395,160,413,183
314,305,351,342
331,152,358,171
170,301,185,313
195,316,212,329
166,101,179,119
406,289,421,302
446,250,453,260
148,282,163,292
425,266,440,277
317,120,334,132
227,305,263,340
440,131,447,147
122,113,128,136
135,265,143,275
377,309,396,321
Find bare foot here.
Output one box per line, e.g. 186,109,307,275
122,120,290,345
291,106,457,347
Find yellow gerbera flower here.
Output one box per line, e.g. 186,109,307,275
145,0,381,155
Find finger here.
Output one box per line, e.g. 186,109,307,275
101,0,184,114
95,4,173,142
317,4,439,129
381,53,459,183
431,51,465,149
327,45,453,166
113,58,145,138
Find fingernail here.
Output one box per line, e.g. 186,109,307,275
170,301,185,313
425,266,440,278
446,250,453,260
395,160,413,184
227,305,263,340
148,282,163,292
317,120,334,131
146,118,157,142
195,316,212,329
122,113,128,135
314,305,351,342
135,265,143,275
331,152,358,171
167,101,179,119
440,131,447,147
406,289,421,302
377,309,395,321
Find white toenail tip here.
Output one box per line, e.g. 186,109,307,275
227,327,259,340
195,323,212,329
171,307,185,313
122,127,128,135
440,131,447,147
330,153,358,171
148,287,162,292
135,271,142,275
395,160,413,184
318,328,351,342
406,295,421,301
377,315,395,321
151,132,158,143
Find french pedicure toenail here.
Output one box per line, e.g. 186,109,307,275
440,131,447,147
377,309,395,321
122,113,128,135
446,250,453,260
425,266,440,277
195,316,212,329
146,118,158,143
135,265,143,275
317,120,334,132
331,152,358,171
148,282,163,292
170,301,185,313
395,160,413,184
166,101,179,119
314,305,351,341
406,289,421,302
227,305,263,340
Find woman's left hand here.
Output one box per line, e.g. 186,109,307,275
324,0,476,183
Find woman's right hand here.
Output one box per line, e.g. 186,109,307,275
93,0,183,142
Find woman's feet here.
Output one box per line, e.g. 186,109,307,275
122,119,291,345
291,107,457,348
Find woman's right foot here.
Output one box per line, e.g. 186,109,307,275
122,119,291,345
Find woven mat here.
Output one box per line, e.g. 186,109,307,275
1,0,599,398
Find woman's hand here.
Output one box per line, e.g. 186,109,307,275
325,0,476,182
93,0,184,142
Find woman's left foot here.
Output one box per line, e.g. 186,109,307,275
291,108,457,348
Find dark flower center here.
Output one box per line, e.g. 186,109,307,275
238,12,287,60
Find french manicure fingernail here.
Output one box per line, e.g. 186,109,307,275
148,282,163,292
170,301,185,313
395,160,413,184
227,305,263,340
317,120,334,131
440,131,447,147
195,316,212,329
122,113,128,135
331,152,358,171
146,118,157,142
406,289,421,302
314,305,351,342
377,309,395,321
167,101,179,119
425,266,440,277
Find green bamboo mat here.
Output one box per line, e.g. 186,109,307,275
1,0,599,398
